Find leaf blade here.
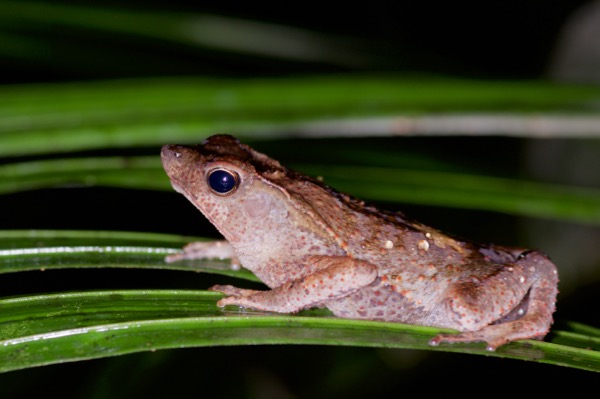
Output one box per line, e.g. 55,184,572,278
0,289,598,373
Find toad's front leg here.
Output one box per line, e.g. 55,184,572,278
209,256,378,313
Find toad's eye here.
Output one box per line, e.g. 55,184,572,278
207,169,239,195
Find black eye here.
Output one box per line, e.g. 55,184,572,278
207,169,239,195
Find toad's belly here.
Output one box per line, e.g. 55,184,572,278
324,279,455,329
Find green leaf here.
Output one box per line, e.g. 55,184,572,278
0,289,598,374
0,229,598,373
0,230,258,281
302,165,600,225
1,76,600,156
2,155,600,225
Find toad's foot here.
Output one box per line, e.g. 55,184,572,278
429,328,545,351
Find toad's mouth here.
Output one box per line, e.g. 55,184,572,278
168,179,185,196
168,179,202,212
163,175,196,205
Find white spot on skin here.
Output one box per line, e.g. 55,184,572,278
418,240,429,251
519,276,525,283
425,232,432,238
385,240,394,249
518,308,525,315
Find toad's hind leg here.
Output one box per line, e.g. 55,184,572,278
430,250,558,351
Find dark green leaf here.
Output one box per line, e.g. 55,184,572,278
0,230,598,373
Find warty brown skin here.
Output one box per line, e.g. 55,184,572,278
161,134,559,350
